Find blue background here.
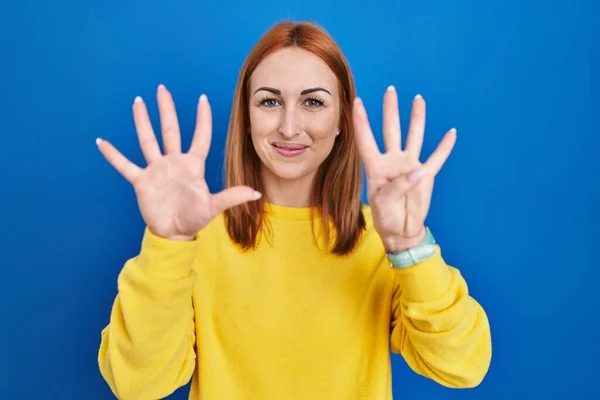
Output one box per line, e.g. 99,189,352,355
1,0,598,398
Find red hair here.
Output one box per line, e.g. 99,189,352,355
223,21,366,255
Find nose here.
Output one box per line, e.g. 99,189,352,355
278,105,302,138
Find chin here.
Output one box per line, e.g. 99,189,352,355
257,154,316,181
256,145,323,183
267,162,311,181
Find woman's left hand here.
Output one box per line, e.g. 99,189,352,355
352,86,457,252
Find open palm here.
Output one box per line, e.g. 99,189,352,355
352,86,457,252
96,85,260,240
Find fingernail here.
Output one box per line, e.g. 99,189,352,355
134,96,142,103
253,191,262,200
408,167,426,183
199,94,207,103
415,94,423,100
158,84,165,90
387,85,396,92
95,137,103,145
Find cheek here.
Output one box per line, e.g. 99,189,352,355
249,109,277,162
249,108,279,137
304,112,339,143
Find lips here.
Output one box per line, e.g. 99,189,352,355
271,142,308,157
272,142,308,150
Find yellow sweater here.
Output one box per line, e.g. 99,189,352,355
98,203,491,399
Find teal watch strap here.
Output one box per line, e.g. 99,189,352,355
386,227,436,268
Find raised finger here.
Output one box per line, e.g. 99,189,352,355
383,86,401,152
422,128,457,176
96,138,142,183
157,84,182,154
188,94,212,159
132,96,162,163
405,95,426,159
352,97,381,170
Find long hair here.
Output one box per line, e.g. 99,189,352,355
223,21,366,255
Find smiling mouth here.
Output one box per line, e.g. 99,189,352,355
271,143,308,157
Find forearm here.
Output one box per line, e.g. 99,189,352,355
390,246,492,388
98,228,198,399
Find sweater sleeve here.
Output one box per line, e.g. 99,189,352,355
98,227,198,400
389,245,492,388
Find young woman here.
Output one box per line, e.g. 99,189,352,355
96,20,491,400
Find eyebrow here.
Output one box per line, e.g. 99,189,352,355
253,86,332,96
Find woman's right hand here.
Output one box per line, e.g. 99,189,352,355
97,84,261,241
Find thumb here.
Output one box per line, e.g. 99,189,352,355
210,186,262,215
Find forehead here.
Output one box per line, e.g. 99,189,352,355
250,47,338,93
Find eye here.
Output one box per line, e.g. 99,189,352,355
304,96,325,108
258,97,281,108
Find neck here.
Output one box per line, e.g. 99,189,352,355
261,168,316,208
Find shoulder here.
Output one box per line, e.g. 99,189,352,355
357,203,384,251
360,203,375,230
336,203,388,270
194,213,229,245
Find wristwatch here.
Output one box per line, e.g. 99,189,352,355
386,227,436,268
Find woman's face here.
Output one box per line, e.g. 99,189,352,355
248,47,341,185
